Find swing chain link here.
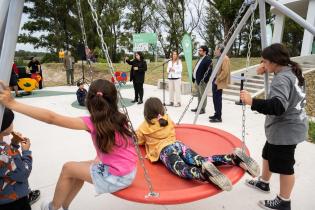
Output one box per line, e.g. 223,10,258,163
87,0,158,198
223,0,254,44
75,0,94,83
241,3,256,152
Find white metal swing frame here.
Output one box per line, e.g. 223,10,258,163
0,0,315,197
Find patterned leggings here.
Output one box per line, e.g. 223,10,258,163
159,141,234,181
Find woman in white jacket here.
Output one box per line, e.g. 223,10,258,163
167,51,182,107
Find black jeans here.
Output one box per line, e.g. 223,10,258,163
212,81,222,119
133,81,144,101
0,196,31,210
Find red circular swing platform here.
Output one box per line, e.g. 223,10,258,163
113,124,248,204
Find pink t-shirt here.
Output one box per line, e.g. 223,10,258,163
82,117,137,176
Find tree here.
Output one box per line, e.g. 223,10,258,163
198,3,223,57
19,0,79,53
149,0,204,58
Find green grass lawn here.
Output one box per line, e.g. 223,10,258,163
309,120,315,143
94,57,261,86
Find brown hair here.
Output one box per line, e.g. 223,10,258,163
171,51,180,65
144,97,168,127
261,43,305,86
85,79,132,153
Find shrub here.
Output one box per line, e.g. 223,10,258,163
41,53,59,63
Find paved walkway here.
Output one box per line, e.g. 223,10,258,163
10,84,315,210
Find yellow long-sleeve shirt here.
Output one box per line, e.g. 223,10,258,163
136,114,176,162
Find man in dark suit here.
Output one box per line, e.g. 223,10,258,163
191,45,212,114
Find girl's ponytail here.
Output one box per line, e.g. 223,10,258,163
289,60,305,86
157,114,168,127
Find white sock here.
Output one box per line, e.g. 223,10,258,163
278,195,290,201
259,177,269,183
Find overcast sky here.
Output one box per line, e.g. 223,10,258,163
16,13,47,52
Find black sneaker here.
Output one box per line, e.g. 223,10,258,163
258,196,291,210
209,115,216,120
28,189,41,205
209,118,222,123
245,177,270,193
166,102,174,106
131,99,138,103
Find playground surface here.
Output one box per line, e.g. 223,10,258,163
10,83,315,210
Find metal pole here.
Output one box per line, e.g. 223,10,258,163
259,0,269,98
266,0,315,35
193,1,258,124
0,0,10,50
0,0,25,129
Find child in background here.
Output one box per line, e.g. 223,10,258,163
136,97,260,191
0,79,137,210
0,108,32,210
76,82,87,106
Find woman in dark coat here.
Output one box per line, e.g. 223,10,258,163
125,52,147,104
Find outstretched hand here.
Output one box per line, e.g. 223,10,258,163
0,80,15,108
240,90,253,106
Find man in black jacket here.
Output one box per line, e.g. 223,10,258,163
191,45,212,114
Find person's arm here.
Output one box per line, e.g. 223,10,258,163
125,59,133,65
135,129,146,145
138,60,147,72
8,138,32,182
0,81,87,130
251,98,285,116
216,57,230,82
167,61,172,73
240,90,286,116
174,61,182,74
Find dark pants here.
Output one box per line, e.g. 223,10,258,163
0,196,31,210
133,81,144,101
159,141,234,181
212,81,222,119
66,69,74,85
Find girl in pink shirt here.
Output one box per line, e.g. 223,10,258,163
0,79,137,210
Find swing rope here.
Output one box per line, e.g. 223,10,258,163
86,0,159,198
76,0,94,83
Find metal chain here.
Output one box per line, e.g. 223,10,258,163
76,0,94,83
223,0,254,44
177,95,194,125
241,3,256,152
177,0,254,125
87,0,158,198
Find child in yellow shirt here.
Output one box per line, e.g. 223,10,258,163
136,97,260,191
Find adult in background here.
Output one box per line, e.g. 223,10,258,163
209,44,231,123
240,43,307,210
64,51,75,85
28,57,43,89
58,49,65,63
166,51,182,107
10,60,22,97
126,52,147,104
191,45,212,114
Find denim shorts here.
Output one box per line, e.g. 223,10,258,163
90,163,136,195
